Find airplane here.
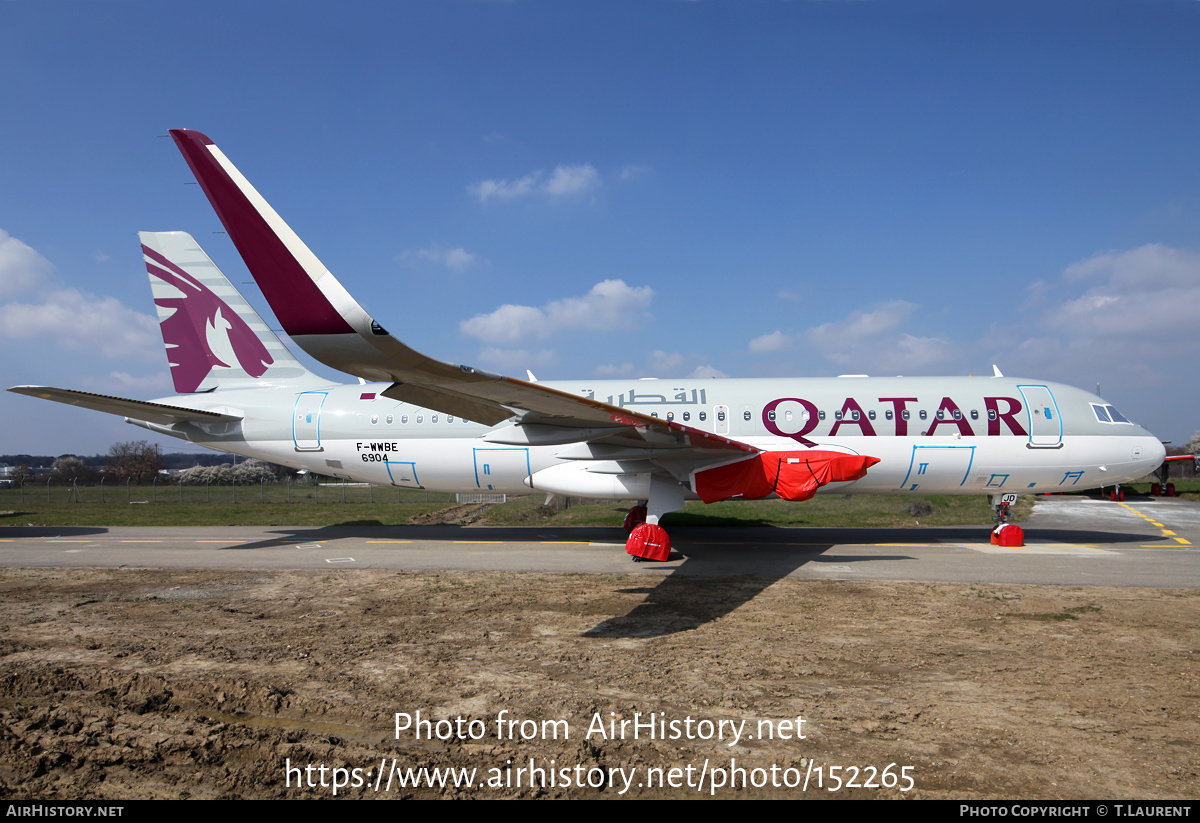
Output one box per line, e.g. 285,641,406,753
9,130,1168,559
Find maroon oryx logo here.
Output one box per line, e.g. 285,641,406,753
144,244,273,392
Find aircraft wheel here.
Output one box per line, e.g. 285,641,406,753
1152,483,1162,496
623,505,648,532
1167,483,1177,497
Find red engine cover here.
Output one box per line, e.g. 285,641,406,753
694,450,880,504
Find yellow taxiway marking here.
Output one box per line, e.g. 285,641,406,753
120,540,163,543
366,540,413,544
197,540,246,543
1118,502,1189,545
45,540,91,543
453,541,503,544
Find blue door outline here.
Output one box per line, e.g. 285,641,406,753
899,445,976,491
293,392,327,451
472,448,531,490
385,460,421,488
1017,384,1063,447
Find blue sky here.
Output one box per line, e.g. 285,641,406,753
2,0,1198,457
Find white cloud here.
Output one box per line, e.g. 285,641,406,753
397,244,482,272
595,362,635,378
0,288,159,360
618,164,650,182
646,350,684,373
468,172,541,203
543,164,600,196
468,164,602,204
689,364,728,379
0,229,51,296
97,371,173,394
460,279,654,344
748,301,956,374
1063,243,1200,290
1051,244,1200,343
749,329,790,353
474,347,558,372
803,300,957,371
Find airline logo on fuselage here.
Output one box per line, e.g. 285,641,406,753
762,396,1028,445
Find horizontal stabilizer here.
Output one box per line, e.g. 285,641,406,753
6,386,242,426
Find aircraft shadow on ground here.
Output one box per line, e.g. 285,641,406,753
207,522,1164,639
582,537,916,639
0,525,109,537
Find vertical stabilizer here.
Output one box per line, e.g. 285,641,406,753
141,231,322,392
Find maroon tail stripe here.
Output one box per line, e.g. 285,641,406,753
169,130,354,336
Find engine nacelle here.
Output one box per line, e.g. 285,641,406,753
524,462,652,499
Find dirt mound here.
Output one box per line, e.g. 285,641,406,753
0,568,1196,799
409,504,491,526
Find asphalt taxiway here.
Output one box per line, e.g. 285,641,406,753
1,494,1196,587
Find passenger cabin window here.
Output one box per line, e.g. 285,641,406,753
970,410,979,420
988,409,998,421
401,415,409,424
717,411,726,422
416,414,424,423
683,412,690,422
666,412,674,421
886,410,894,421
767,410,776,421
953,410,962,420
818,410,826,421
868,410,876,420
901,410,910,420
371,415,379,424
743,410,751,421
835,411,843,421
699,411,706,422
919,410,927,420
386,415,393,424
936,409,945,420
852,410,861,421
432,414,439,424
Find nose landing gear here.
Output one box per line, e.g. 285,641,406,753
990,493,1025,547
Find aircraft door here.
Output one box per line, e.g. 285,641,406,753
293,392,327,451
899,445,976,491
1017,385,1063,447
714,405,730,435
473,448,531,491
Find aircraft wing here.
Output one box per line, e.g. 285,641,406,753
7,386,242,426
169,129,757,465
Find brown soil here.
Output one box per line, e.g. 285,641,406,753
0,567,1196,799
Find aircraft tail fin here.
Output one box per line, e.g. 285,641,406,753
141,231,324,392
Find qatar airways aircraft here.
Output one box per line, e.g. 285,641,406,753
9,130,1167,559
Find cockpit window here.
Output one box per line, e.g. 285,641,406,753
1092,403,1131,424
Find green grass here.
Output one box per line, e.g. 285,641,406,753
0,483,1034,530
0,483,457,527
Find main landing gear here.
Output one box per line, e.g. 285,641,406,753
625,476,685,562
990,493,1025,547
1151,461,1178,497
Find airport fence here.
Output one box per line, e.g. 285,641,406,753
0,477,468,508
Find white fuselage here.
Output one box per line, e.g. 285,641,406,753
133,375,1165,500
